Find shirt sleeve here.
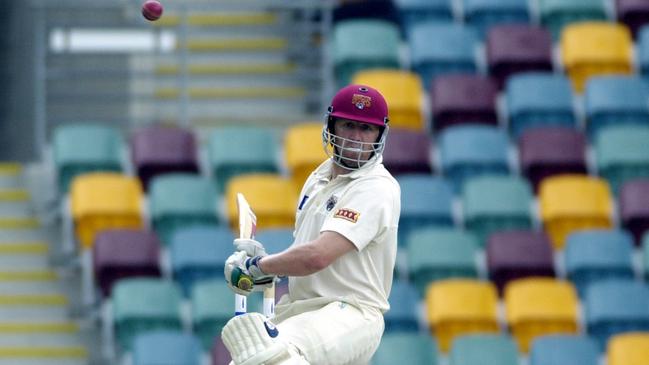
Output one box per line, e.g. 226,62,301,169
320,177,398,251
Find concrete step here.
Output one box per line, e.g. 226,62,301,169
153,11,277,27
0,294,69,321
154,62,295,76
180,36,287,52
0,218,39,230
154,85,305,99
0,346,87,365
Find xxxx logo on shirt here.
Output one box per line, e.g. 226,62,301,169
334,208,360,223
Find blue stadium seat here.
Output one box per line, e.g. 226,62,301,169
385,280,420,332
396,0,454,31
584,75,649,139
639,25,649,77
450,334,519,365
585,279,649,348
644,232,649,281
170,225,234,297
538,0,608,39
132,330,201,365
398,175,454,247
191,280,236,350
505,72,576,139
463,0,530,35
565,229,635,297
530,335,598,365
595,125,649,195
372,333,438,365
409,22,478,89
439,125,510,193
255,228,294,254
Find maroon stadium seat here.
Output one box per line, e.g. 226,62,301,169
486,25,553,89
382,129,433,175
616,0,649,38
430,74,498,134
130,125,199,190
92,229,161,298
211,336,232,365
518,127,588,193
486,230,555,294
619,179,649,244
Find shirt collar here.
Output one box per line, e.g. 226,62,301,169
314,155,383,181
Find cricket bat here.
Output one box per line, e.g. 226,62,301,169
236,193,275,318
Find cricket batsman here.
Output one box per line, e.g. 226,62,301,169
223,84,401,364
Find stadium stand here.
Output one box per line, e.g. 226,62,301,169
616,0,649,38
619,179,649,243
594,125,649,195
449,334,519,365
132,330,202,365
529,335,599,365
395,0,454,30
191,280,237,350
384,280,420,332
371,332,439,365
538,0,608,39
462,0,530,36
284,122,327,189
606,332,649,365
381,129,433,175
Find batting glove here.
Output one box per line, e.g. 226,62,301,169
224,251,275,296
234,238,268,257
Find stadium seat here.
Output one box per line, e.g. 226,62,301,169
560,22,633,92
407,228,479,297
371,333,438,365
463,0,530,36
409,22,478,89
430,75,499,133
382,129,432,175
530,335,599,365
191,280,237,349
225,174,297,230
332,20,401,88
426,279,499,352
585,279,649,348
504,278,579,352
639,25,649,77
170,226,233,297
112,278,183,351
449,334,519,365
396,0,453,31
539,0,608,39
518,127,587,192
539,175,613,249
53,123,123,193
208,127,278,194
565,230,635,297
70,173,144,249
398,175,454,247
132,330,201,365
462,175,533,245
333,0,400,26
505,73,576,139
486,25,553,89
438,125,509,193
487,230,555,294
620,180,649,244
284,123,327,189
211,336,232,365
130,124,199,191
352,69,425,131
607,332,649,365
149,174,219,246
255,228,294,254
616,0,649,38
595,126,649,195
384,280,420,332
584,76,649,139
92,229,161,298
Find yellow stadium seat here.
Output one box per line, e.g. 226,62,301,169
351,69,425,131
560,22,633,93
70,173,144,249
607,332,649,365
285,122,327,189
225,174,298,231
505,278,579,353
539,174,613,249
425,279,499,352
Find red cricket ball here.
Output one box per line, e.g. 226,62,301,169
142,0,163,21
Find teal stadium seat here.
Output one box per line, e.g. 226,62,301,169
385,280,420,332
595,125,649,195
132,330,201,365
439,125,510,193
332,20,401,88
372,333,438,365
208,127,278,194
53,123,123,193
407,227,478,297
463,0,530,36
639,25,649,77
409,22,478,90
565,229,635,297
149,174,219,245
398,175,454,247
530,335,598,365
112,278,182,351
395,0,453,31
170,226,233,297
645,233,649,280
449,334,519,365
538,0,608,39
462,175,533,245
255,228,294,254
191,280,236,349
584,76,649,139
505,73,576,139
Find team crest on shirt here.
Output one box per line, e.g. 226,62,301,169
326,195,338,211
334,208,360,223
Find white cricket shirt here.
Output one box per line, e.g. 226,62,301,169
289,156,400,313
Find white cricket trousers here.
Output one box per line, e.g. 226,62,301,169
272,296,385,365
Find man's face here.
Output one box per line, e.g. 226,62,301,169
333,118,381,165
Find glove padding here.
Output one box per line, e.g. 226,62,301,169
224,251,275,296
234,238,268,257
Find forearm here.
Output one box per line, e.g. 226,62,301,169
258,241,327,277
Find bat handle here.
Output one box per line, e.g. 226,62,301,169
263,284,275,318
235,294,247,316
